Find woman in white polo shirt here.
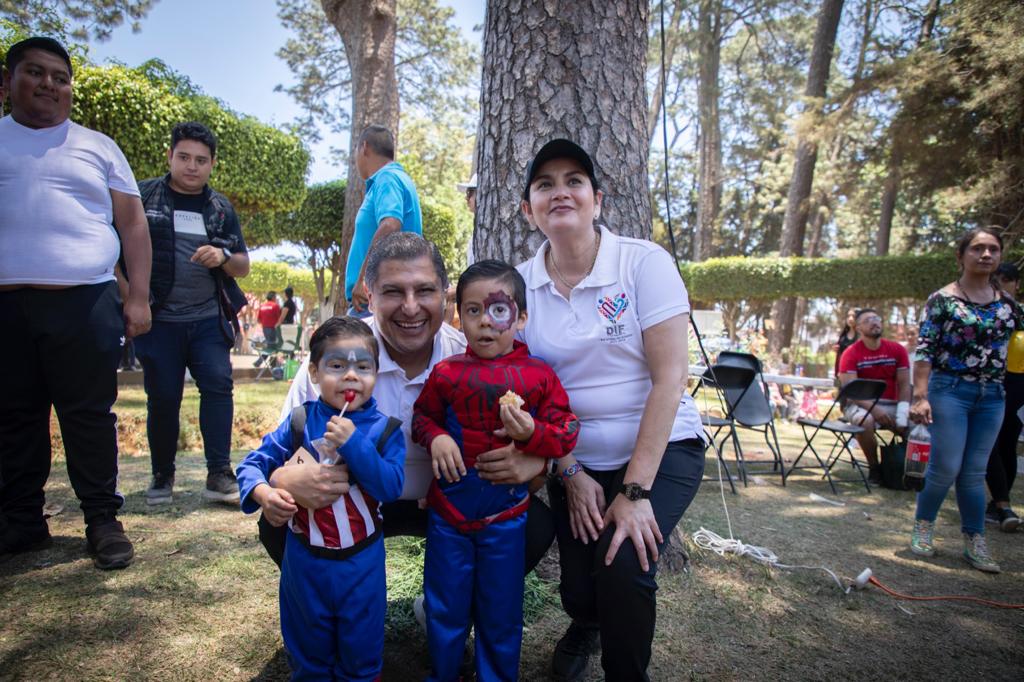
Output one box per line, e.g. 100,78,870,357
516,139,705,681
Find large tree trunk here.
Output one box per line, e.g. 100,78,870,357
321,0,400,311
769,0,844,352
474,0,651,264
693,0,723,262
875,0,940,256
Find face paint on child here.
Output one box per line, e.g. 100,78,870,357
482,291,517,331
318,346,377,375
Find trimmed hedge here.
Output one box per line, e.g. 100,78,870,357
237,261,317,300
677,252,1020,302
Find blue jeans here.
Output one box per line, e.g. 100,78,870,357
134,316,234,476
915,372,1004,534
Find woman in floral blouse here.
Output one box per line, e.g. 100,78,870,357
909,227,1019,573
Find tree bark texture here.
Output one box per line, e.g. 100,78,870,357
474,0,651,264
770,0,844,352
321,0,400,310
694,0,723,262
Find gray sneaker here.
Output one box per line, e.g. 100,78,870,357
145,473,174,506
963,533,1000,574
203,469,240,504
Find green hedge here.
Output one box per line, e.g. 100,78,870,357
237,261,317,300
678,252,1020,302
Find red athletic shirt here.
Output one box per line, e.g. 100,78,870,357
838,338,909,401
257,300,280,328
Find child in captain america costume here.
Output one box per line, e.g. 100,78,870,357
412,260,579,682
236,317,405,682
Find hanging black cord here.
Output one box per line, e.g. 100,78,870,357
659,1,713,371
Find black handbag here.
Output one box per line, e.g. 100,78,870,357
879,439,911,490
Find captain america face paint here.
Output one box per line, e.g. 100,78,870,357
459,279,527,359
308,340,377,411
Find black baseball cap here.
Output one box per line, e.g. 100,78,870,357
522,138,599,200
4,36,73,77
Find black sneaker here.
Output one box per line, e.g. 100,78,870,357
203,469,240,504
0,524,52,560
985,501,1000,525
146,472,174,506
551,621,600,682
868,467,883,486
998,507,1021,533
86,519,134,570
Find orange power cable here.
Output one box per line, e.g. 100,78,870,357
868,576,1024,609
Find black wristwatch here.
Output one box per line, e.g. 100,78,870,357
221,248,232,265
620,482,651,501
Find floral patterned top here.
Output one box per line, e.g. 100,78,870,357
915,290,1023,382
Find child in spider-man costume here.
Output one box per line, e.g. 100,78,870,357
412,260,579,682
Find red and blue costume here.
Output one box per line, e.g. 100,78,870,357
237,397,405,682
412,341,578,681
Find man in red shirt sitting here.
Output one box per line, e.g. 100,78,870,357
838,308,911,484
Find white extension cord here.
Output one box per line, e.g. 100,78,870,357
694,378,849,593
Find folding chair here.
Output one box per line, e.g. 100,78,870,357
254,324,303,380
714,351,788,486
786,379,887,493
693,364,758,494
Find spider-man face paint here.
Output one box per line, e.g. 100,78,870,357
482,291,517,331
460,280,523,359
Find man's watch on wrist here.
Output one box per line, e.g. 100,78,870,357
221,248,232,265
620,482,651,501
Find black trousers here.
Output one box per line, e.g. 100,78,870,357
547,438,706,682
987,371,1024,503
0,283,125,531
260,494,557,575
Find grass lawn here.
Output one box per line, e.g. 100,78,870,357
2,380,1023,680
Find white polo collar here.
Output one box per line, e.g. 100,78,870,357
526,225,619,291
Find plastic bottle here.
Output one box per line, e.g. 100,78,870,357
904,423,930,490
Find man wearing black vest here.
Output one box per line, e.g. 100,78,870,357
135,122,250,506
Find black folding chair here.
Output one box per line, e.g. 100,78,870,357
693,364,758,494
714,351,788,486
786,379,887,493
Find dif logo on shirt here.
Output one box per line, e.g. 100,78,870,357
598,292,632,343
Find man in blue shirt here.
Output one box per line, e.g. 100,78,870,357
345,125,422,316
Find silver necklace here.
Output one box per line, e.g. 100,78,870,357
548,230,601,290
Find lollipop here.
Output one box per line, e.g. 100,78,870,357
340,389,357,417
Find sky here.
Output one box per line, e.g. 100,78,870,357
88,0,485,186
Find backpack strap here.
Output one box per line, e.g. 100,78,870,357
375,416,403,451
289,405,307,454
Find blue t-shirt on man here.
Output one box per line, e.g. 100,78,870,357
344,161,422,302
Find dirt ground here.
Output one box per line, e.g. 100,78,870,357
1,383,1022,681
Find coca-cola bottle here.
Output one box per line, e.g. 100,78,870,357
904,423,930,491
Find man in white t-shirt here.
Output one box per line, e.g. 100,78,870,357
0,37,152,570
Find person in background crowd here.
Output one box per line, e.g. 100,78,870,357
834,308,859,378
518,139,706,681
910,227,1020,573
258,291,282,349
837,308,911,485
0,36,152,569
280,286,297,325
985,262,1023,531
134,121,250,507
345,125,422,317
